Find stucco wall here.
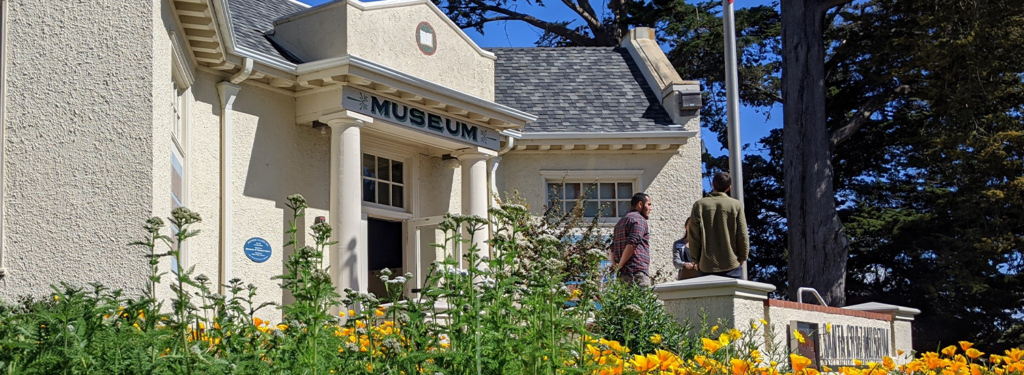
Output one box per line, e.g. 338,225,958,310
499,144,703,282
230,78,331,321
346,3,494,100
0,0,158,299
663,295,764,329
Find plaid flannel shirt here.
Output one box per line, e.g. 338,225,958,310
610,210,650,275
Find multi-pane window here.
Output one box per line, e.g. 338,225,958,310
172,81,184,144
547,181,635,218
170,78,188,274
362,153,404,209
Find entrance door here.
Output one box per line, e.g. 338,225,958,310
405,216,450,296
367,218,404,299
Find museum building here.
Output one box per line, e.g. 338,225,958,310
0,0,704,316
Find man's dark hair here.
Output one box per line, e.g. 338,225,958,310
712,172,732,192
630,192,650,208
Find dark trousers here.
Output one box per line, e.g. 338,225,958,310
699,267,743,279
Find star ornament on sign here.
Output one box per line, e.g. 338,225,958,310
416,22,437,55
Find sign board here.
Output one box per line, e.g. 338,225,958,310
789,321,822,370
790,321,892,368
342,87,501,151
244,237,272,263
820,324,891,367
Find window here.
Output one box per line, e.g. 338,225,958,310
170,77,189,274
547,181,635,218
362,153,404,209
172,81,185,148
540,170,644,219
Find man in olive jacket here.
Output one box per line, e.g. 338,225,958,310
687,172,750,278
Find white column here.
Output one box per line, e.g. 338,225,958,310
216,82,241,295
323,111,372,296
453,148,495,254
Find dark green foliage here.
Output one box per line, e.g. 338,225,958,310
591,282,696,356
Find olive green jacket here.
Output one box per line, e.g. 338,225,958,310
688,192,750,273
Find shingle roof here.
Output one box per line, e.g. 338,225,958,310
489,47,678,133
226,0,308,63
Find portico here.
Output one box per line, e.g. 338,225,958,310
298,59,532,296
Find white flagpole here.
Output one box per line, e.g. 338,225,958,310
723,0,746,280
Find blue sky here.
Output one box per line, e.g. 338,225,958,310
296,0,783,156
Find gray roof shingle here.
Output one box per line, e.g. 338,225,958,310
490,47,678,133
220,4,677,133
226,0,308,63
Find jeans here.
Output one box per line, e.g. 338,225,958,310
699,266,743,279
618,272,651,286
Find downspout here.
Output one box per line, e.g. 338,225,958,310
489,130,519,206
0,0,7,279
216,58,252,294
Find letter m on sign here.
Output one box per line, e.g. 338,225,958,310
371,96,390,118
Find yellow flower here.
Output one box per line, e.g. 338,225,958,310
375,309,385,317
898,350,905,356
883,356,895,370
826,323,832,333
942,345,957,357
728,328,742,340
1004,348,1023,363
854,360,863,367
751,322,759,330
701,338,723,353
965,348,983,359
791,354,812,373
718,333,730,345
54,295,59,301
751,350,762,363
959,341,973,351
277,323,288,331
731,358,750,375
631,353,661,372
650,334,663,344
793,330,806,344
655,349,681,371
712,325,719,333
970,364,982,375
760,319,768,326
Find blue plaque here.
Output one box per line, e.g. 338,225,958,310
244,237,272,263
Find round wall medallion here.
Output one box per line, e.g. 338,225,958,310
416,22,437,55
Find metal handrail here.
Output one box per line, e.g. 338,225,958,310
797,287,827,307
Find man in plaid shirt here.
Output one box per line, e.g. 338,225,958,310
611,192,653,286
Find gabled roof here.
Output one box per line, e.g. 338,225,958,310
490,47,678,134
226,0,308,63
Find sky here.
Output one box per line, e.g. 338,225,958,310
296,0,783,158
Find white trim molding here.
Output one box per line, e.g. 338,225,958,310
169,31,196,89
521,131,697,140
539,169,644,181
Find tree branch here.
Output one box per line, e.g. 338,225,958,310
822,0,853,11
466,0,606,46
829,85,909,148
559,0,603,34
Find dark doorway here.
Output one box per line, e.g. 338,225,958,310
368,217,403,298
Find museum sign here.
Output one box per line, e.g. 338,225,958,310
343,87,501,150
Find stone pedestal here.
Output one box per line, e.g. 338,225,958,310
654,276,921,366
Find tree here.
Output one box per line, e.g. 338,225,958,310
431,0,635,46
779,0,855,306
